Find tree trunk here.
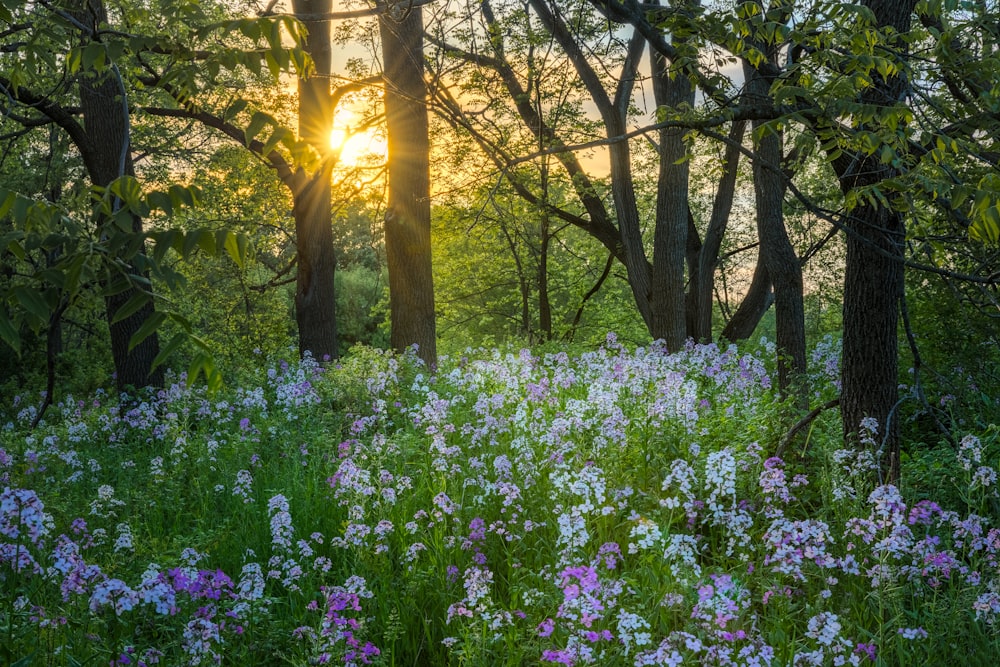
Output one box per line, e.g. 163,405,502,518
841,204,904,478
74,0,162,392
834,0,915,482
692,121,747,342
650,45,692,351
743,57,807,398
720,258,772,342
292,0,338,361
379,3,437,366
685,207,703,340
538,216,552,341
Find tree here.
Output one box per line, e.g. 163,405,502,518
1,0,165,392
291,0,339,361
428,0,760,356
379,1,437,366
0,0,304,395
649,2,693,352
740,5,807,397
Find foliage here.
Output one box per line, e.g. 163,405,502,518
2,339,999,664
0,0,316,389
432,184,648,350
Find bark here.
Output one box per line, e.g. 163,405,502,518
834,0,916,481
720,259,772,342
292,0,338,361
379,3,437,366
538,216,552,341
73,0,163,392
743,56,807,398
684,207,702,339
650,42,692,351
693,121,747,342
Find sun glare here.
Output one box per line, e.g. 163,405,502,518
329,126,386,168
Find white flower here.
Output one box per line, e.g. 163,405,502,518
805,611,841,646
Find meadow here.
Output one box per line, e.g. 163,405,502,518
2,335,999,666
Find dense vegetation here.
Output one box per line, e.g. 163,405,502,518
3,341,1000,665
3,0,1000,663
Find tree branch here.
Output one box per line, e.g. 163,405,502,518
140,105,301,192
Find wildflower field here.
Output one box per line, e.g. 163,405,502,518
2,336,999,666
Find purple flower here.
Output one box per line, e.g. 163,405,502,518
854,642,877,661
541,648,575,665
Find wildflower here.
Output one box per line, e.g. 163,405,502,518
541,648,575,665
597,542,621,570
897,627,928,640
958,434,984,470
182,607,223,664
232,470,254,503
805,612,841,646
114,523,134,553
139,566,176,615
973,591,1000,625
629,519,662,554
268,494,295,552
972,466,998,490
90,578,139,615
854,642,876,661
616,609,652,653
908,500,942,526
1,487,55,547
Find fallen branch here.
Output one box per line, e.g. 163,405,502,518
775,398,841,458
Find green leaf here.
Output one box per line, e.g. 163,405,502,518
109,176,147,214
0,309,20,355
12,285,51,321
223,232,248,269
151,229,180,263
62,254,87,298
167,311,195,334
147,191,174,216
168,184,199,209
225,99,249,120
196,230,217,255
110,290,152,325
187,350,223,392
0,230,26,255
151,332,187,371
66,46,83,74
265,50,280,79
261,127,292,157
127,311,166,352
971,204,1000,244
245,112,273,144
81,41,107,71
182,229,202,258
0,189,17,218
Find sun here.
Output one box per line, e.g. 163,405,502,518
329,125,386,168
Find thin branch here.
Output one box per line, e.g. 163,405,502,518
775,398,841,458
564,252,615,342
140,105,300,191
